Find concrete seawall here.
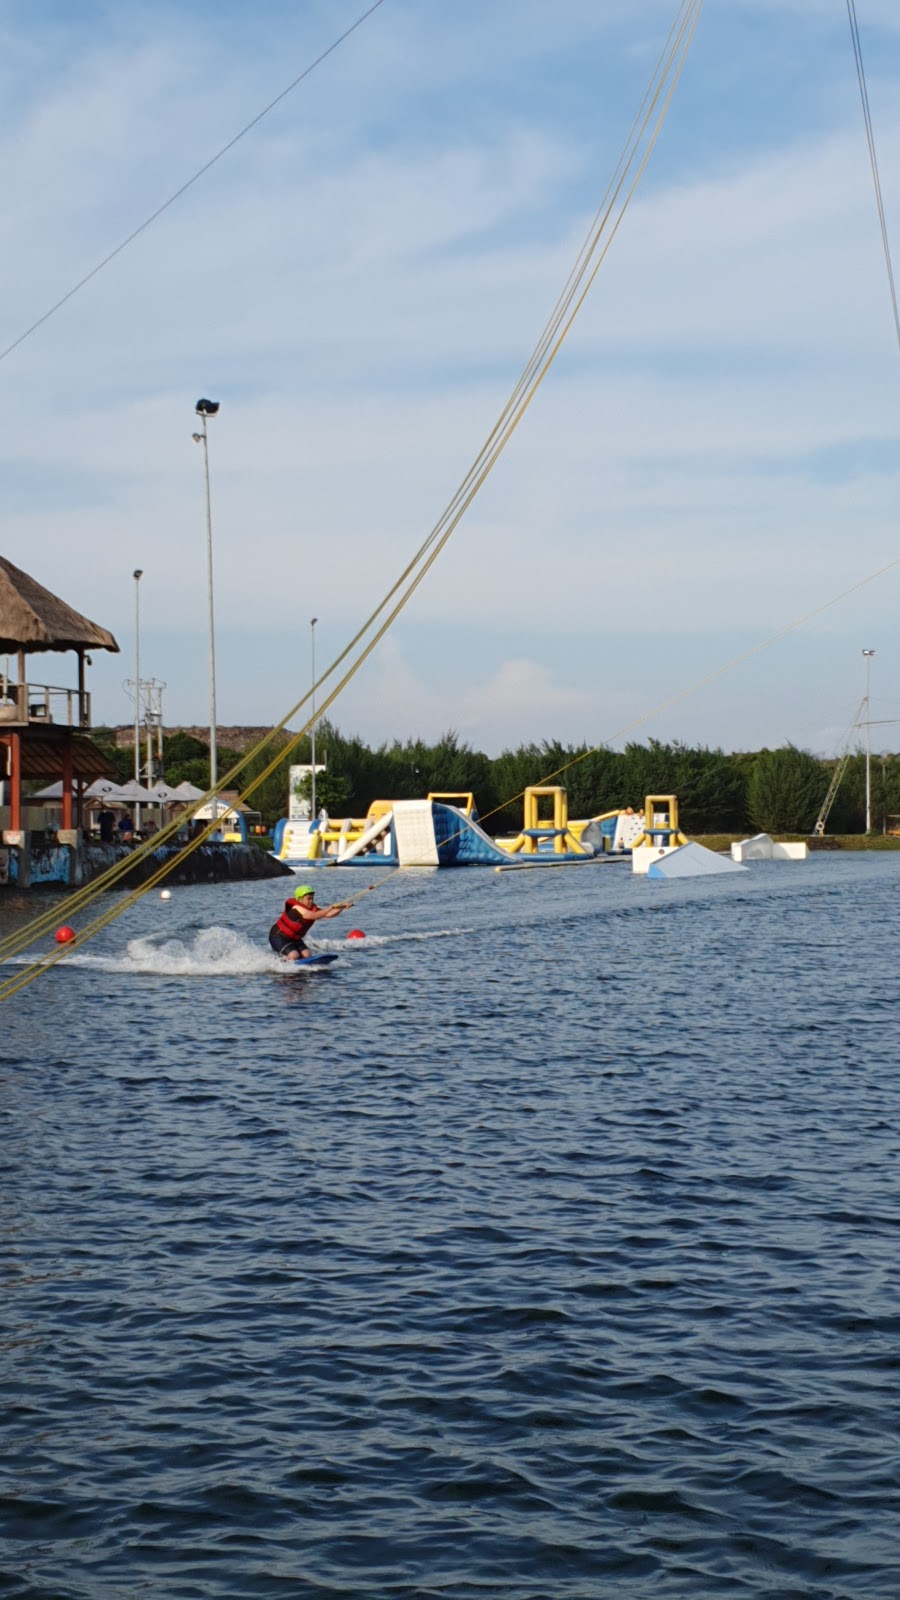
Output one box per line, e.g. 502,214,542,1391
2,838,291,889
85,842,292,888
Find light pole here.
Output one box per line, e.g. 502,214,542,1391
133,568,143,831
192,398,220,803
310,617,318,820
863,648,876,833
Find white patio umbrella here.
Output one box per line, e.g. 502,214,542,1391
28,777,130,803
85,778,124,799
170,780,206,801
26,781,64,801
115,778,157,804
144,781,180,804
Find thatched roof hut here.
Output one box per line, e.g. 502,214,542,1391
0,556,118,654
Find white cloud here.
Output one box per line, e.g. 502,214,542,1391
1,0,899,758
461,658,594,742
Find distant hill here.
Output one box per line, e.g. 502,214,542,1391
104,726,294,754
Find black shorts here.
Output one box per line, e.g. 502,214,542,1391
268,925,307,957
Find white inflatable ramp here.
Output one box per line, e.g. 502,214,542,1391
277,821,316,862
332,811,394,864
431,802,518,866
392,800,440,866
647,842,747,879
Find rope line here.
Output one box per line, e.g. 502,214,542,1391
846,0,900,356
0,0,387,367
478,549,900,822
0,0,703,996
296,546,900,893
5,512,896,983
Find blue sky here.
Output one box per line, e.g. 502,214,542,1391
1,0,899,758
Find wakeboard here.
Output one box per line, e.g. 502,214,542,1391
281,952,339,968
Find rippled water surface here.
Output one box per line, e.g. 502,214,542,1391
3,854,900,1598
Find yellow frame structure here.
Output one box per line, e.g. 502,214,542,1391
428,792,476,817
629,794,687,850
499,785,587,855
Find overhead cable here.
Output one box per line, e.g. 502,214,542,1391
846,0,900,356
0,0,705,994
0,0,387,367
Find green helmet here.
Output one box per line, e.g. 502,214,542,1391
293,884,316,899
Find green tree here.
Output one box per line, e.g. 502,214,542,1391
489,743,546,831
240,744,297,827
293,769,351,816
91,729,136,783
825,751,866,834
671,743,746,833
746,745,827,835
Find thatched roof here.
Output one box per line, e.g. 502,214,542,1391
0,556,119,654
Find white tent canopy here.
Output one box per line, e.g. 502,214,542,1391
29,778,132,803
28,776,211,813
114,778,158,803
28,777,171,807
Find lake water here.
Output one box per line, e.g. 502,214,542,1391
2,853,900,1598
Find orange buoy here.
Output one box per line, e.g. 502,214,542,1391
55,926,76,944
347,929,365,940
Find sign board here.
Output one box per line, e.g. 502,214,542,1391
289,763,326,821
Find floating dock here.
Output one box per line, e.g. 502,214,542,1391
273,790,688,872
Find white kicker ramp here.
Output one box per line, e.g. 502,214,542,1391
647,842,747,879
632,844,679,874
731,834,808,862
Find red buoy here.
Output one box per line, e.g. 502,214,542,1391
347,929,365,940
55,926,76,944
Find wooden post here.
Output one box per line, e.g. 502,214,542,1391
9,732,21,830
77,648,86,726
17,649,25,721
61,737,74,830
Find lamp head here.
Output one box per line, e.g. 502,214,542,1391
195,398,220,416
133,569,143,581
191,433,202,443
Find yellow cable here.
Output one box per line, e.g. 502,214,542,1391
9,531,892,989
316,546,900,891
0,1,703,992
491,548,900,813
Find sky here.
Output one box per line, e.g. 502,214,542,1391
1,0,899,761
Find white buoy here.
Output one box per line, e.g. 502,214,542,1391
160,889,172,901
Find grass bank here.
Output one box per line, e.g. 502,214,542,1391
692,834,900,853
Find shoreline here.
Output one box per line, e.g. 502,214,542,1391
693,833,900,853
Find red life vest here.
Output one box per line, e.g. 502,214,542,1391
275,899,313,940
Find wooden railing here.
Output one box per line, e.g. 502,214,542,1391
0,682,91,728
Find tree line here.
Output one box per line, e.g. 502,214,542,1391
93,724,900,837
